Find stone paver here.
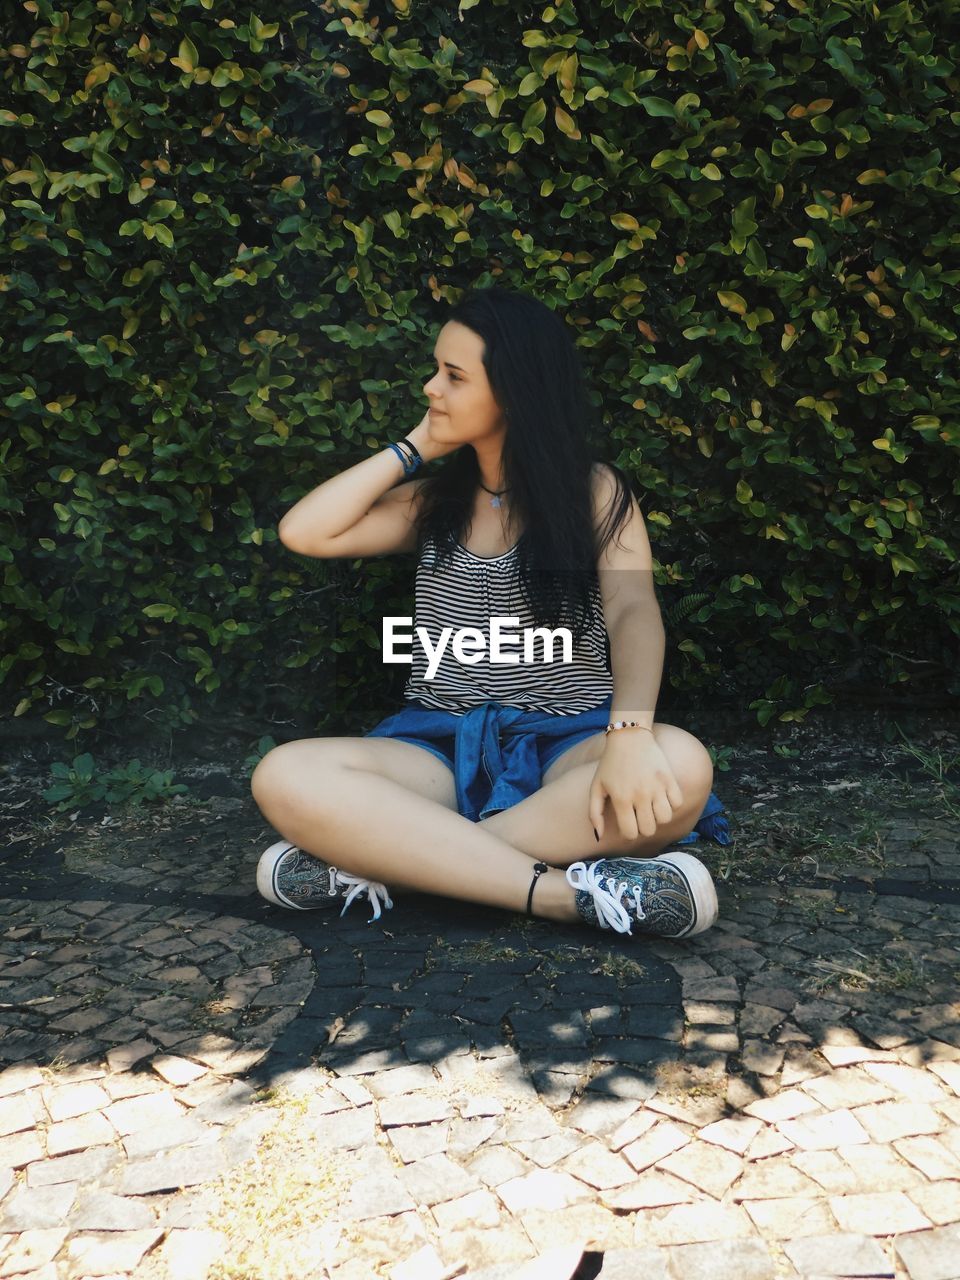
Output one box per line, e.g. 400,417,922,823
829,1189,932,1235
742,1194,838,1238
894,1134,960,1179
907,1181,960,1226
0,1226,69,1275
1,742,959,1279
656,1139,744,1198
664,1238,779,1280
894,1224,960,1280
777,1107,871,1150
622,1119,691,1171
783,1232,892,1276
853,1099,944,1143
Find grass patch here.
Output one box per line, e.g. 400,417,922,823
430,934,647,985
789,892,838,925
429,937,527,968
713,777,897,886
655,1058,727,1100
582,948,647,985
889,730,960,821
203,1087,352,1280
713,724,960,886
805,950,929,997
535,939,647,984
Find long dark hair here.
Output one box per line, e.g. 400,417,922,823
414,286,635,644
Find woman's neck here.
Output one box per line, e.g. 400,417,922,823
472,438,507,494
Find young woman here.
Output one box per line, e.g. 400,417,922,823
251,287,729,939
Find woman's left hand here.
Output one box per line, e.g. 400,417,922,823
589,731,684,843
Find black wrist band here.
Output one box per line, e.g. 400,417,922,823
526,861,550,915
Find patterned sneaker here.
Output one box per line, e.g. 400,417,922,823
256,840,394,923
566,849,718,938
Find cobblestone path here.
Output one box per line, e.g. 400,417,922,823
1,751,959,1279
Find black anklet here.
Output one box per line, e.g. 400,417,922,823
526,861,550,915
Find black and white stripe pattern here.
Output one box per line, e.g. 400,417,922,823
402,534,614,715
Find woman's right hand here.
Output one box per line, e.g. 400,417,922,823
404,409,463,464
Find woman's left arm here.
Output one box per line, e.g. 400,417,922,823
588,465,684,842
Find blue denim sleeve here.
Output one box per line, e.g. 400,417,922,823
366,698,731,841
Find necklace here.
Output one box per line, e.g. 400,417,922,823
478,480,510,509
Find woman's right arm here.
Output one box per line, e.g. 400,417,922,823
277,412,452,559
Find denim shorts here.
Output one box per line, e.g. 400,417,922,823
364,695,732,843
368,717,605,782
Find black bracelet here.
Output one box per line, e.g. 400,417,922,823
526,861,550,916
389,439,423,477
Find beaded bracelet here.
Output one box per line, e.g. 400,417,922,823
604,720,654,735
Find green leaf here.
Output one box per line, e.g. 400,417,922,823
890,554,919,574
176,36,200,72
717,291,747,314
637,97,676,118
522,99,546,131
611,212,640,232
825,35,857,77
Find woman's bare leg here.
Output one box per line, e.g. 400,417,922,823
251,737,581,923
251,724,713,924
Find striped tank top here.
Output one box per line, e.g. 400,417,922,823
402,532,613,715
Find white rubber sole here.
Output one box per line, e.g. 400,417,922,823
256,839,305,909
654,850,719,936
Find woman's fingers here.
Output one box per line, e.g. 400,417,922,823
591,770,683,846
651,788,676,828
588,778,607,841
665,771,684,810
612,798,640,841
609,786,672,842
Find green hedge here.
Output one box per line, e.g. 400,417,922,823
2,0,957,749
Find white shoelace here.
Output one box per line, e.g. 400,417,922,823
328,866,394,922
566,861,646,935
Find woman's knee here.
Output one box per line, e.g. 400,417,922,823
250,736,458,815
250,738,363,808
656,724,714,803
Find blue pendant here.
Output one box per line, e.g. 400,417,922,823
490,495,501,508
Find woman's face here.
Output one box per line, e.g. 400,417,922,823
423,321,507,447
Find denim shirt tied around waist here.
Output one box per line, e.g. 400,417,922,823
365,697,730,845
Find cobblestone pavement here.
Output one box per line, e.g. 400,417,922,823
1,738,959,1280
